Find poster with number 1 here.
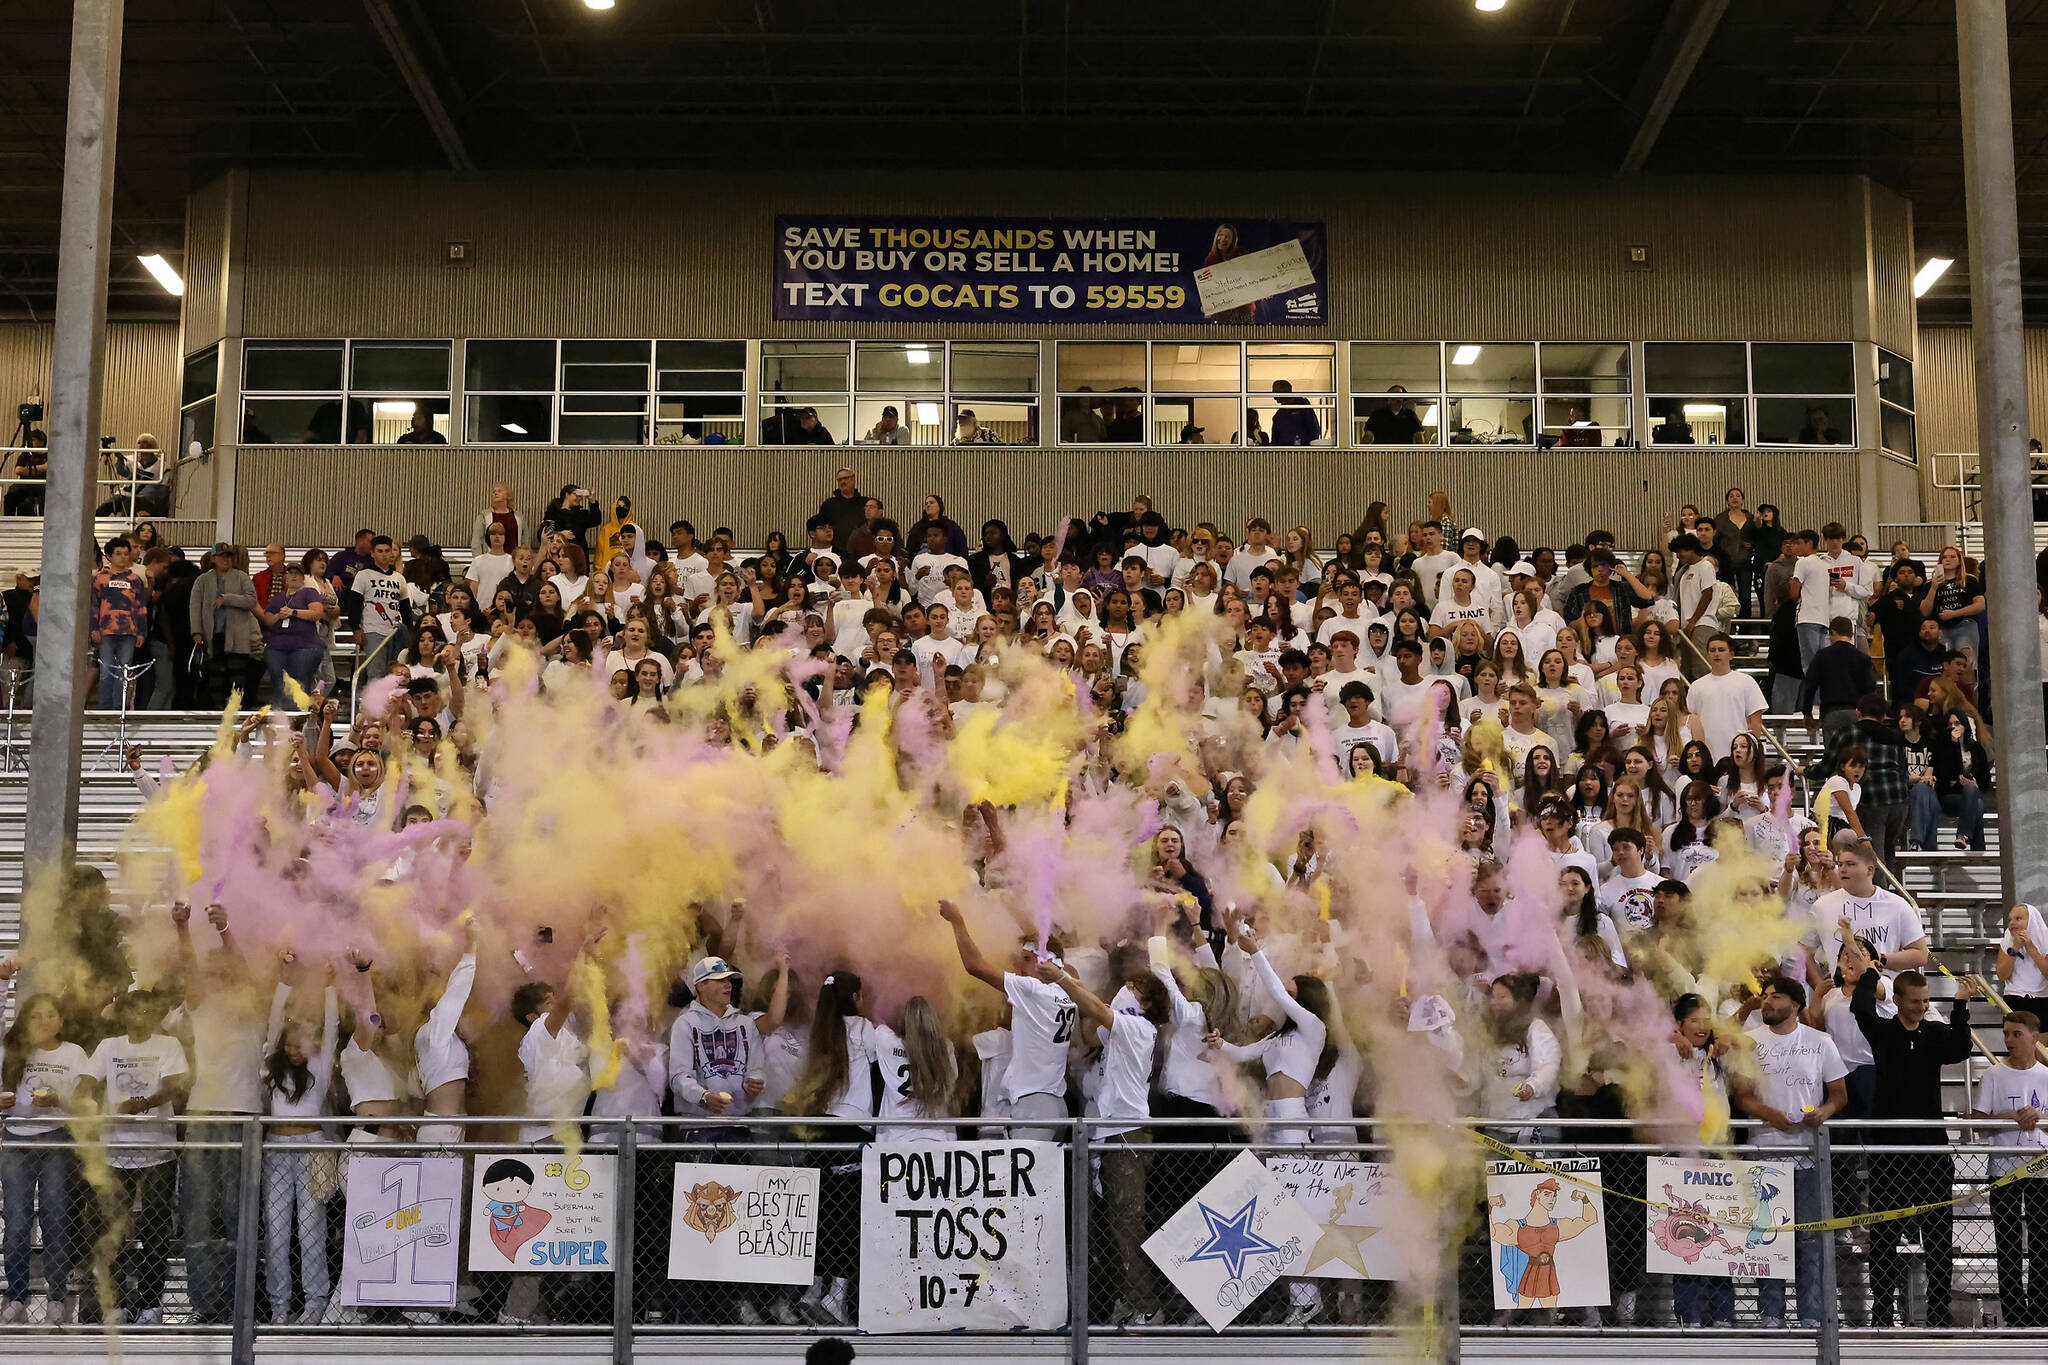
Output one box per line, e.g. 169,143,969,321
339,1154,464,1308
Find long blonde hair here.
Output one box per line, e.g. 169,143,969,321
896,995,958,1114
1608,777,1658,840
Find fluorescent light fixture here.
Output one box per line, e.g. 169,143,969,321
1913,256,1954,297
1451,344,1483,366
906,346,932,365
1420,404,1440,427
501,423,528,435
137,254,183,296
1176,345,1202,364
374,401,418,415
914,402,942,425
583,0,615,9
1682,403,1726,418
1475,0,1506,11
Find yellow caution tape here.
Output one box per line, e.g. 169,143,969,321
1471,1129,2048,1233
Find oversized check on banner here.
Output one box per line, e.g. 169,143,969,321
1193,238,1315,317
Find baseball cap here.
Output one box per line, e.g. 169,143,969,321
210,541,235,557
1508,560,1537,576
687,956,741,989
1459,527,1486,545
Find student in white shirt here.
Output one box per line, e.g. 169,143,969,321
1975,1009,2048,1325
1598,828,1663,930
1038,956,1172,1327
1202,919,1332,1149
787,972,879,1327
1687,634,1766,761
874,995,958,1144
1409,526,1461,610
1810,835,1928,975
910,525,969,607
261,968,339,1324
511,970,593,1146
911,603,966,690
1226,519,1281,592
1997,904,2048,1009
0,985,90,1322
1735,976,1846,1327
81,989,189,1324
1316,582,1378,647
414,918,479,1146
1792,522,1873,671
940,900,1074,1139
1429,568,1496,638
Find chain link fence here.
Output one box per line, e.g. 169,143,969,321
1,1115,2045,1353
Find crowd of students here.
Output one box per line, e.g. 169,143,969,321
3,474,2043,1334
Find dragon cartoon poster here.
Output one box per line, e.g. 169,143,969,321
1643,1156,1796,1281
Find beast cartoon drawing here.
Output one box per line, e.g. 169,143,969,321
681,1181,743,1243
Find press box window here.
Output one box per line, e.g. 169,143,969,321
1056,343,1145,444
1646,343,1747,446
1444,343,1534,446
1878,348,1916,463
559,340,651,446
465,340,556,443
761,341,850,445
1350,343,1441,446
1537,343,1630,447
657,340,745,445
1753,342,1855,445
350,341,452,444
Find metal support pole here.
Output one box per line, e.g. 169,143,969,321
22,0,123,895
611,1126,636,1365
1814,1130,1840,1365
1959,0,2048,910
231,1120,263,1365
1068,1122,1089,1365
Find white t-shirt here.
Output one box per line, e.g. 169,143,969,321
1812,887,1926,970
1410,551,1461,606
1317,611,1379,647
1819,775,1861,821
518,1015,593,1143
910,552,969,606
1688,669,1767,760
755,1022,807,1114
875,1022,954,1143
1377,673,1437,731
467,551,513,607
1745,1023,1847,1148
1438,560,1505,617
911,633,964,689
1430,597,1494,636
1139,543,1179,583
88,1033,189,1167
1332,720,1400,770
351,567,417,642
1092,1008,1158,1138
1002,973,1076,1104
2,1041,91,1135
1817,989,1874,1067
1226,545,1281,592
1603,700,1651,749
183,993,268,1114
1674,557,1719,626
1599,869,1662,931
1978,1063,2048,1175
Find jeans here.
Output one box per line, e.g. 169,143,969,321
1770,673,1803,713
264,1133,331,1318
204,646,263,710
1913,782,1986,850
1796,622,1828,675
181,1119,247,1322
1869,1152,1954,1326
143,639,175,709
1757,1153,1822,1323
95,634,138,709
1671,1273,1734,1326
1,1141,74,1303
1100,1132,1159,1316
265,644,323,703
105,1161,177,1315
1993,1175,2048,1327
1864,801,1907,868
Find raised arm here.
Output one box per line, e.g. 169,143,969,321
754,948,792,1037
938,899,1004,991
421,921,479,1051
317,982,340,1070
1237,927,1319,1036
1035,958,1114,1031
348,950,381,1052
264,974,294,1053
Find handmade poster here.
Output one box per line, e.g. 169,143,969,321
1193,238,1315,317
1644,1156,1795,1281
339,1154,463,1308
858,1140,1066,1333
1484,1158,1609,1310
467,1151,616,1273
1261,1155,1402,1281
1144,1149,1322,1331
667,1161,819,1286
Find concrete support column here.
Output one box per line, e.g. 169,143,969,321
1958,0,2048,909
24,0,124,884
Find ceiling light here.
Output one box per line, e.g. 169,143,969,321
1475,0,1507,11
138,254,183,296
906,346,931,366
914,403,942,425
1420,404,1440,427
1177,345,1202,364
501,423,528,435
1682,403,1726,418
374,401,418,415
583,0,616,9
1913,256,1954,297
1451,344,1482,366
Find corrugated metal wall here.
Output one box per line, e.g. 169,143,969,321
1867,184,1918,358
234,445,1858,554
183,177,231,354
237,171,1869,342
0,322,180,443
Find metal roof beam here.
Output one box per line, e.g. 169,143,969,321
361,0,474,171
1619,0,1730,175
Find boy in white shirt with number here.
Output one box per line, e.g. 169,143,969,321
1976,1008,2048,1326
938,900,1074,1140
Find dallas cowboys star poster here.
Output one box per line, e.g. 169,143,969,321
1144,1150,1323,1330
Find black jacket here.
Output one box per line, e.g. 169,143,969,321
1851,969,1973,1144
1933,728,1993,798
817,490,869,554
967,548,1034,600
